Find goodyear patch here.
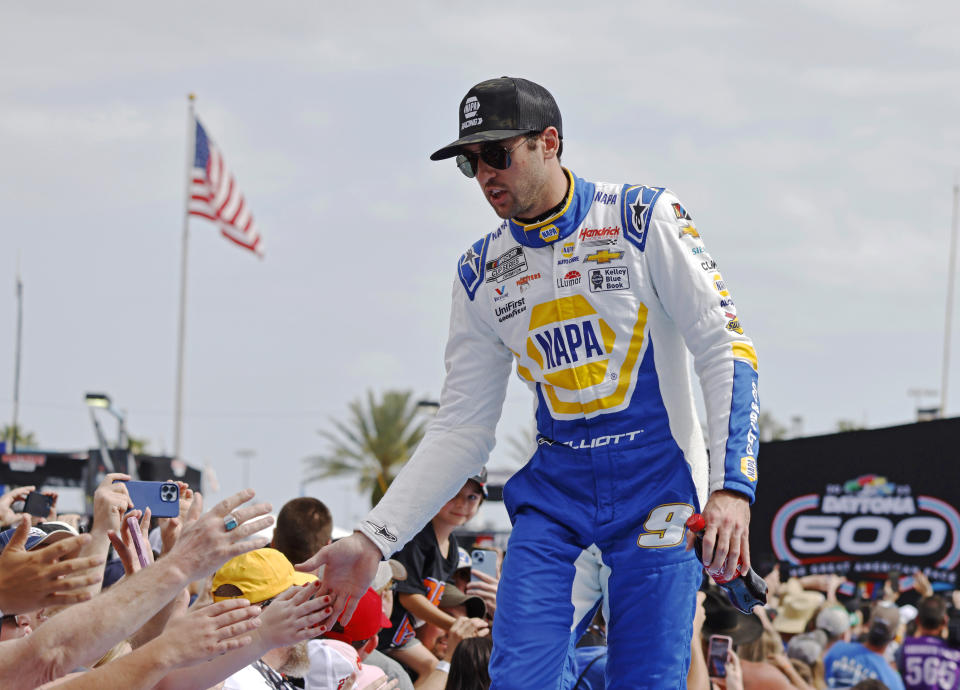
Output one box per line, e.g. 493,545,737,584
741,457,757,482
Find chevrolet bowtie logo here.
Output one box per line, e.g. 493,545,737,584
679,224,700,239
585,249,624,264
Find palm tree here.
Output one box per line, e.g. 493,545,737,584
305,390,428,506
1,425,38,449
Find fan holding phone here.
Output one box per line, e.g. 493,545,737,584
466,548,500,619
706,634,744,689
5,487,58,526
110,479,181,569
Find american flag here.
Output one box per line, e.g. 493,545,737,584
188,118,264,256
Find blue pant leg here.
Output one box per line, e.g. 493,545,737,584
604,556,700,689
490,506,588,690
598,441,703,689
492,444,596,690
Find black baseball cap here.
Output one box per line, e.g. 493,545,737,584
468,467,488,497
430,77,563,161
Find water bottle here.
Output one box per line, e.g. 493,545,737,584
686,513,767,614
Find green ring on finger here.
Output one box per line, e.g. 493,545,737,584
223,514,239,531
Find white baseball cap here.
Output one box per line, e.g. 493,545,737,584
306,639,361,689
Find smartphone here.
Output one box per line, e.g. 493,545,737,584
23,492,54,518
471,549,498,582
126,515,150,568
887,569,901,594
115,480,180,518
837,581,856,597
708,634,732,678
899,574,916,592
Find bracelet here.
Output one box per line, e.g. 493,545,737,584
435,661,450,673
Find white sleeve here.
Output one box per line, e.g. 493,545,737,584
358,276,513,557
643,191,760,501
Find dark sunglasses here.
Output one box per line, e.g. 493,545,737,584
456,133,538,178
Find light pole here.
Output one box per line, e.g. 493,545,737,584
907,388,940,422
235,449,256,491
85,393,137,478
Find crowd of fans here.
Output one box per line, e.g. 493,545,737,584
2,474,958,689
687,562,960,689
0,473,502,689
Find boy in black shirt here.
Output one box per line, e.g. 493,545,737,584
379,472,490,678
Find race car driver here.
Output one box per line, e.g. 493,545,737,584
300,76,760,689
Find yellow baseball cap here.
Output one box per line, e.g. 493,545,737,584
212,547,317,603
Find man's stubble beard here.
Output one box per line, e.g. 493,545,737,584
489,160,550,221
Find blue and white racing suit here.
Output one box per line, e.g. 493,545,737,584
359,169,759,689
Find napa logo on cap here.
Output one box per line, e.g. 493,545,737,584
463,96,479,118
461,97,482,131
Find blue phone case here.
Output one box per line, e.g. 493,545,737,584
116,480,180,518
471,549,498,581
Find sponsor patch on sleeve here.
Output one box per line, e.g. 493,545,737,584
620,184,665,252
457,236,489,301
740,456,758,482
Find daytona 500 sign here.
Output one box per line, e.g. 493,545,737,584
750,418,960,586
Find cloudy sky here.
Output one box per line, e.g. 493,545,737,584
2,1,959,526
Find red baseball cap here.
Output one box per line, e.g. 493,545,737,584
324,587,391,643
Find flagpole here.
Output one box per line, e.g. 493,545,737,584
10,260,23,453
174,94,196,462
940,176,960,418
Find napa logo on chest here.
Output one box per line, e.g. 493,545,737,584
557,241,580,266
524,295,616,391
533,321,605,370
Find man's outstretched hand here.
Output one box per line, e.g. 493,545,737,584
692,490,751,580
0,516,103,613
296,532,381,626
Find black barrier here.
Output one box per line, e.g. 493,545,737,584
751,418,960,587
0,452,87,488
1,450,202,513
136,455,202,488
